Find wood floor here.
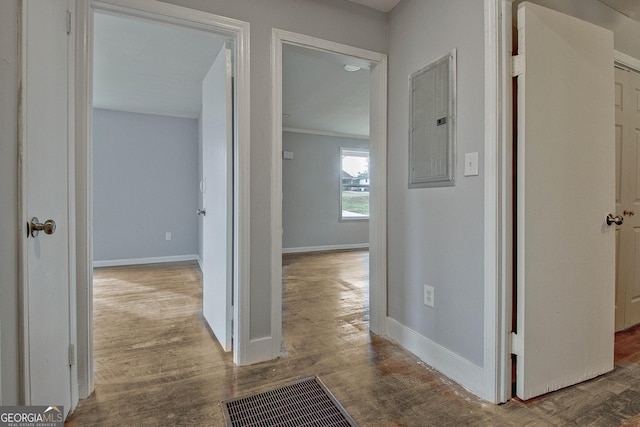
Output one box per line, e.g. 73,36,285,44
66,251,640,426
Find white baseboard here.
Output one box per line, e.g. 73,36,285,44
385,317,484,398
197,255,203,272
282,243,369,254
93,254,199,268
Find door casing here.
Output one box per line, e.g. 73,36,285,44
270,29,388,358
483,0,515,404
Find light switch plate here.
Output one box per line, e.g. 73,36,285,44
283,151,294,160
464,152,479,176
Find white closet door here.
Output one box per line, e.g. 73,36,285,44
515,2,615,400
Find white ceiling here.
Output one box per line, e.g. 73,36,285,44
283,44,370,137
348,0,640,18
598,0,640,22
93,12,225,119
94,13,370,136
346,0,401,13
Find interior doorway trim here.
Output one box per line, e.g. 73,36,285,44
615,51,640,72
75,0,251,397
270,29,388,358
484,0,514,404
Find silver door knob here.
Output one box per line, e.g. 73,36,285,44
29,217,56,238
606,213,624,226
197,209,206,216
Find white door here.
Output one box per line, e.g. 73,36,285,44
201,45,233,351
515,2,615,400
21,0,75,416
615,67,640,330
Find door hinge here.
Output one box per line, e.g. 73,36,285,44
68,344,75,366
511,55,525,77
66,11,72,35
510,332,523,357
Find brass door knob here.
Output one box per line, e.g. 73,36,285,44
29,217,56,238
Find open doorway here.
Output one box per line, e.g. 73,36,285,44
280,43,371,354
613,57,640,364
614,61,640,332
270,30,387,359
74,1,251,398
91,9,234,344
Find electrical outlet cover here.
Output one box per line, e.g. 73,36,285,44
424,285,435,308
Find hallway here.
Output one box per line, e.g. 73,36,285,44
66,251,640,426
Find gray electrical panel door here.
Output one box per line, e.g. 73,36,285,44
409,50,456,188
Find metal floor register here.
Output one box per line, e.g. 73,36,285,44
222,376,358,427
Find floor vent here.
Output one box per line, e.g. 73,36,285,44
222,376,357,427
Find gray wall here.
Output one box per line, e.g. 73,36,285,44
0,0,18,404
388,0,486,367
162,0,388,340
93,109,199,262
282,131,369,250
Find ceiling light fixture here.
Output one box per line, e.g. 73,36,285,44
343,64,361,72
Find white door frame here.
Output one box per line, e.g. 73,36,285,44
74,0,251,397
270,30,388,357
616,51,640,73
483,0,515,404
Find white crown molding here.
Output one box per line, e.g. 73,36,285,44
282,127,369,140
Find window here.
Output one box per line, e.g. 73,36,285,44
340,148,369,220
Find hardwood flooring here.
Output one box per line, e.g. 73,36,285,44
66,251,640,426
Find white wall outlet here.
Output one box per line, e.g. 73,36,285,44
165,232,172,241
283,150,294,160
424,285,435,308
